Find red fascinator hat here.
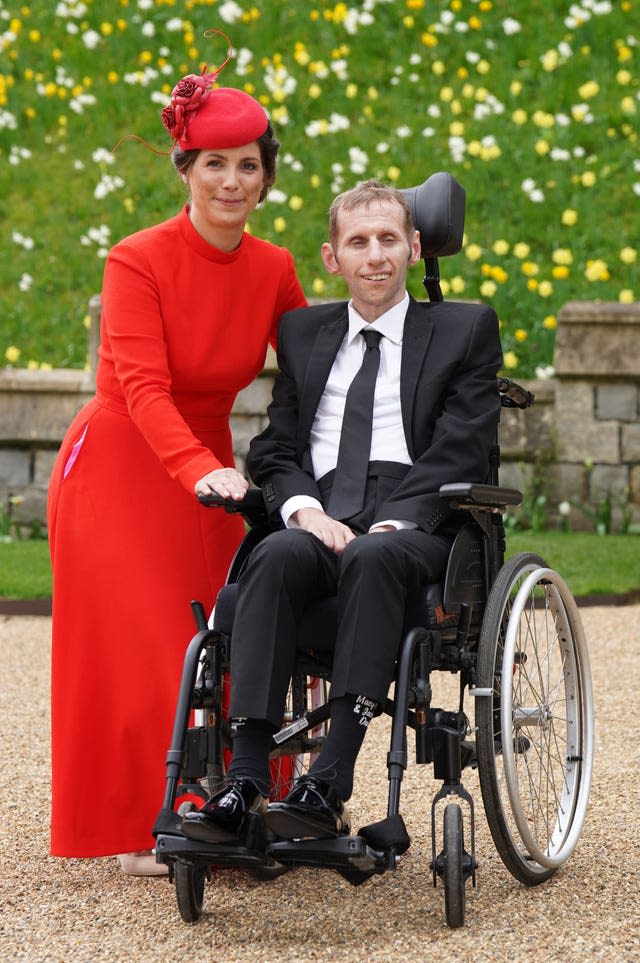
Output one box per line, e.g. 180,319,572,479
161,30,268,150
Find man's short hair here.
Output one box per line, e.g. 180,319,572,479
328,179,415,245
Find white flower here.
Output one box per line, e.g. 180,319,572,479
82,29,101,49
165,18,183,31
536,363,556,380
18,273,33,292
266,189,287,204
502,18,521,35
348,146,368,174
92,147,115,165
141,21,155,37
218,1,244,24
558,500,571,516
395,125,412,138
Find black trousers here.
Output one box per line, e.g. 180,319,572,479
229,526,452,728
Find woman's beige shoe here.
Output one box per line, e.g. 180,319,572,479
116,850,168,876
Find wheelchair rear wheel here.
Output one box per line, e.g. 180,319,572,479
475,553,594,885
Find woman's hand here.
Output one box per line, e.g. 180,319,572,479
194,468,249,500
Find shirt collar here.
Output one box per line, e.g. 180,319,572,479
346,292,409,346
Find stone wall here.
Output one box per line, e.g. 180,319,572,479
1,300,638,535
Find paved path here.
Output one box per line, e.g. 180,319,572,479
1,609,638,962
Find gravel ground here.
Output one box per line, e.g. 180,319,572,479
1,607,639,963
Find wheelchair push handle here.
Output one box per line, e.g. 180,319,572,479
197,487,270,528
498,377,535,409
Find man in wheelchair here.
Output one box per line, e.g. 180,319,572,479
182,179,502,845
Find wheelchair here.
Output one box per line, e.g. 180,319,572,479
153,172,594,929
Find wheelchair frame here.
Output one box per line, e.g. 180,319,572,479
152,174,594,929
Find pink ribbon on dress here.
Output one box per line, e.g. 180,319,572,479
63,424,89,479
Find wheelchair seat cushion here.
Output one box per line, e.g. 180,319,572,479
212,581,458,652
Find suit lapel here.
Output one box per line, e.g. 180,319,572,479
297,306,349,453
400,299,434,460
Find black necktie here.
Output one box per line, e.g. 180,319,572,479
326,329,383,520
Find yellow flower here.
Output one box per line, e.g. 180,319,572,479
513,242,530,259
480,280,497,297
27,359,38,370
543,315,557,330
616,70,632,85
535,139,550,156
538,280,553,298
510,80,522,96
288,196,303,211
492,239,509,256
421,32,438,48
387,166,400,182
619,289,635,303
82,315,91,330
515,329,528,342
431,60,445,76
273,217,286,233
621,96,637,115
527,278,538,292
465,243,483,262
552,265,570,280
521,261,539,277
312,278,326,295
440,86,454,103
28,29,41,42
5,346,20,363
620,247,637,264
585,259,610,282
552,248,573,265
450,276,466,294
310,174,321,188
578,80,600,99
581,171,596,187
503,351,518,370
561,209,578,226
345,83,357,99
308,84,321,99
512,108,527,125
491,266,508,284
40,362,53,371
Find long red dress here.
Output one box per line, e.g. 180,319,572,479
48,206,306,857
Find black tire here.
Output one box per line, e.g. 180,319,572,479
476,553,594,886
175,861,206,924
442,803,465,929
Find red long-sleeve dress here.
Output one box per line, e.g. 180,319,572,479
48,206,306,856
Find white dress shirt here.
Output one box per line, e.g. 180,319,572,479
281,293,416,532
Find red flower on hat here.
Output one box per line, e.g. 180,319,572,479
161,29,232,145
162,67,222,142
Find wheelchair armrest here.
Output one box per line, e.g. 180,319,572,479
439,483,523,511
198,488,270,528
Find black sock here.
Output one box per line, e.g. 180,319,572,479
226,717,276,796
308,694,377,801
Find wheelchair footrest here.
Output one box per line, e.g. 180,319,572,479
267,834,390,884
155,831,276,871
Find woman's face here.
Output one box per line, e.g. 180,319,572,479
182,143,265,249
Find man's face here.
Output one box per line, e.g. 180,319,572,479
321,199,421,322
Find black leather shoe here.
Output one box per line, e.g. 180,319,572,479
263,776,350,840
181,778,268,843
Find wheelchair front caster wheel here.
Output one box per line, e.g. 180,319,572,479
175,861,207,923
442,803,465,929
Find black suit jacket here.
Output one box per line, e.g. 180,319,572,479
248,296,503,535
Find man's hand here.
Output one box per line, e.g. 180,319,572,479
194,468,249,500
292,508,355,555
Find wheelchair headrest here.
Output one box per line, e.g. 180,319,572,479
401,172,466,258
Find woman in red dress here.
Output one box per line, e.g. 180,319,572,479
48,38,306,873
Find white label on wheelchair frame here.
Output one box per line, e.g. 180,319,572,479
273,715,310,744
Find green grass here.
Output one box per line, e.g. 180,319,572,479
1,1,638,376
506,531,640,598
1,532,638,600
0,540,52,599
